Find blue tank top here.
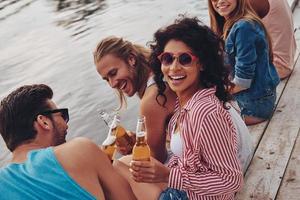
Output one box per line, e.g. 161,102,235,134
0,147,96,200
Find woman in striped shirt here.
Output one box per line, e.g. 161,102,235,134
129,16,243,200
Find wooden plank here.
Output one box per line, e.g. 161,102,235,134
236,50,300,199
248,34,300,156
275,24,300,198
276,128,300,200
248,79,287,152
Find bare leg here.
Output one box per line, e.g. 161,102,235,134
244,115,266,125
113,156,167,200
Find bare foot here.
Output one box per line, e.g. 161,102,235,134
244,115,267,126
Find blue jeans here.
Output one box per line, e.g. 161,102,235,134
159,188,188,200
234,88,277,119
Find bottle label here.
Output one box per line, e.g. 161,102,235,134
132,144,150,161
116,126,126,137
136,131,146,137
110,121,117,130
102,135,116,146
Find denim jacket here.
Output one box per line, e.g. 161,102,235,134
225,19,280,100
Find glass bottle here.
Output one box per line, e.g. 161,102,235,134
100,110,117,162
100,110,135,161
99,110,114,127
132,115,151,161
113,115,135,151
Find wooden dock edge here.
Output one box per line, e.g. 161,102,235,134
236,1,300,199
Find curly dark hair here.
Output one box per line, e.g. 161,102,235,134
0,84,53,151
149,16,233,106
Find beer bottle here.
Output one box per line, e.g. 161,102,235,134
132,115,151,161
113,115,135,153
100,111,135,160
99,110,114,127
100,110,117,162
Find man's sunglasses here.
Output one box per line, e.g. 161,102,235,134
37,108,69,123
157,52,197,67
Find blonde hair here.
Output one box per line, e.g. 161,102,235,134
93,36,151,109
208,0,273,60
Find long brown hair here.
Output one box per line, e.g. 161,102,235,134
93,36,151,109
208,0,273,60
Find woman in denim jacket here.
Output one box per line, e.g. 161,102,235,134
208,0,280,125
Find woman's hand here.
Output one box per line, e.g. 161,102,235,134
115,131,136,155
230,84,247,94
129,157,170,183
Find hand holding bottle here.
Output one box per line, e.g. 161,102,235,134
129,157,170,183
115,130,136,155
100,111,117,162
99,110,135,160
132,115,151,161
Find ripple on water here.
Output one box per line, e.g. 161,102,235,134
0,0,207,166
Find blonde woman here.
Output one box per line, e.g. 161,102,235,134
208,0,280,125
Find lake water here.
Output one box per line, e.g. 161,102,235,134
0,0,208,166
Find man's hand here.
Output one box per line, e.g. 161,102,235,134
115,131,135,155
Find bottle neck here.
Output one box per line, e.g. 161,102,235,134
136,135,147,145
110,115,120,129
101,113,113,127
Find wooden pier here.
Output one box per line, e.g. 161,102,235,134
236,0,300,199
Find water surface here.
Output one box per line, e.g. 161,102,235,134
0,0,208,166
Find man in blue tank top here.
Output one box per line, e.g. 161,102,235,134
0,84,136,200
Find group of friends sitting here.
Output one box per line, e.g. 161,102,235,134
0,0,296,199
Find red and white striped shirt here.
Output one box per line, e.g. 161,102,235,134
167,88,243,200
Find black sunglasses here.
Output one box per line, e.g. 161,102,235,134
37,108,69,123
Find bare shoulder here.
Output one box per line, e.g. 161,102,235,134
53,139,109,199
54,137,108,167
55,137,98,155
141,85,176,115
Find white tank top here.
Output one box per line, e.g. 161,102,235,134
146,76,156,88
170,125,183,158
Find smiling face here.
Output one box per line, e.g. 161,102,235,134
96,54,137,97
211,0,237,19
161,39,202,105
